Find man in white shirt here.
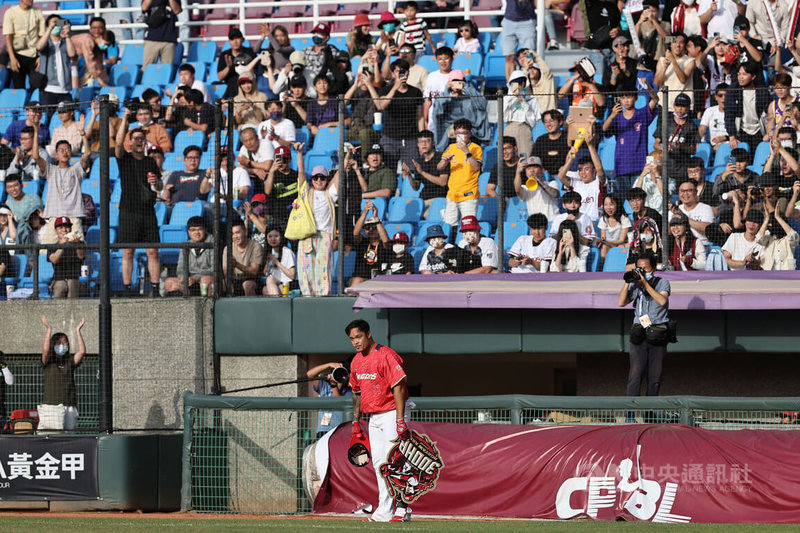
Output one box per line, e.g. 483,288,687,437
698,0,741,40
165,63,212,104
257,100,296,149
212,147,251,201
508,213,557,273
672,179,715,246
422,46,454,129
698,84,728,151
457,215,499,273
549,190,597,244
237,125,273,197
514,155,560,220
722,209,765,270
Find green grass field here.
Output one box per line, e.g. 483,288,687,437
0,517,798,533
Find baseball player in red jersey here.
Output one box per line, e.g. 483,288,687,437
346,318,412,522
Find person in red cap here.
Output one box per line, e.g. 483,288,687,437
47,216,85,299
457,215,498,273
303,22,333,79
234,71,268,127
217,27,257,99
258,100,296,150
376,11,400,57
265,145,298,226
385,231,415,275
348,13,376,58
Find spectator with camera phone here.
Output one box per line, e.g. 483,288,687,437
47,216,84,299
654,33,695,113
618,251,671,398
757,198,799,270
549,190,596,245
763,132,800,185
3,125,48,182
550,219,589,272
508,213,557,274
713,147,758,200
725,62,770,151
653,92,699,182
350,202,391,286
722,208,768,270
403,130,449,217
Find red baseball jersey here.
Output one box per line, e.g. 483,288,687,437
350,343,408,414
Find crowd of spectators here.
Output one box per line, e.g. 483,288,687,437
2,0,800,298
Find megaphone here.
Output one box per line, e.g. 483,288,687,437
573,127,588,151
525,177,539,191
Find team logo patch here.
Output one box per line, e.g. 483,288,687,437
379,430,444,504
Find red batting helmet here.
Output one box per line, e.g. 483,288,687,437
348,432,371,467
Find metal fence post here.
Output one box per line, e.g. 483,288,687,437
337,95,346,295
213,101,223,299
225,98,235,297
98,94,113,433
495,90,505,261
660,86,670,268
180,397,195,511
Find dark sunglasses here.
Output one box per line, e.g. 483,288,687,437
311,175,327,181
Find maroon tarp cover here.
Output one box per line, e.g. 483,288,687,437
314,422,800,523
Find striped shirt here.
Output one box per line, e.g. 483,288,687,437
400,18,429,52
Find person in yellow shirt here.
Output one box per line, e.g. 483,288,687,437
2,0,45,89
437,119,482,227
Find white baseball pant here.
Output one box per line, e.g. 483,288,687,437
368,407,410,521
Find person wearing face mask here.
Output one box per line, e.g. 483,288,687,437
258,100,296,150
39,315,86,431
503,70,541,159
350,202,392,286
382,232,415,275
303,22,335,80
217,28,257,99
376,12,401,58
626,217,664,271
418,224,471,274
70,22,113,87
618,251,671,399
457,215,498,274
670,0,702,37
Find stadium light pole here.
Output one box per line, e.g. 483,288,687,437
98,94,112,433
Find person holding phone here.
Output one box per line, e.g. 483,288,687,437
550,219,589,272
437,119,483,229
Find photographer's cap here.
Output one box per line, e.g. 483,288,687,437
289,51,306,66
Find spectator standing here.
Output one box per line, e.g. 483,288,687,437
501,0,536,80
603,85,658,195
375,12,401,58
746,0,789,50
488,136,520,200
698,0,741,40
4,174,42,245
47,216,84,298
513,155,560,220
223,221,264,296
347,14,376,58
264,145,296,225
298,162,338,296
654,32,695,112
585,0,622,50
437,119,482,228
666,213,706,270
404,130,449,215
730,15,765,83
636,0,668,72
69,24,113,87
218,28,257,99
114,112,163,297
141,0,181,67
262,226,296,296
458,215,499,273
532,109,570,176
164,216,214,296
47,102,84,158
759,201,799,270
34,126,91,245
722,209,766,269
35,16,77,118
397,1,435,54
653,92,699,181
618,252,671,398
558,58,605,113
85,96,121,155
423,47,454,129
432,70,489,152
698,37,735,96
371,58,424,172
88,16,119,67
670,0,703,37
344,70,380,149
39,315,85,431
522,52,555,115
604,37,638,92
2,0,45,89
508,213,557,273
503,70,541,159
557,129,606,221
634,150,674,211
698,84,728,152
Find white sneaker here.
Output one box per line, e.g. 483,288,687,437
390,507,412,522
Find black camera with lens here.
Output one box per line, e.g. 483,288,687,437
292,64,304,75
623,267,645,283
751,186,764,197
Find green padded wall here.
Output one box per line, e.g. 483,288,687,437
421,309,522,354
215,298,293,354
292,297,389,354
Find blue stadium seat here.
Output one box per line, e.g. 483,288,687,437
384,222,415,243
331,250,356,293
387,197,424,223
409,246,425,271
0,112,15,134
82,178,115,205
416,221,452,246
3,254,26,286
482,145,497,172
155,201,170,226
434,33,457,49
110,64,140,87
478,32,492,53
121,43,145,66
600,142,615,178
212,84,228,100
174,130,208,153
22,180,41,196
85,226,117,244
311,126,340,153
19,254,53,298
478,172,490,195
99,85,130,101
162,152,185,172
476,196,498,227
219,129,240,151
713,142,750,168
305,152,335,172
220,41,252,53
329,36,347,50
483,51,506,89
89,157,119,181
502,221,529,252
291,37,312,51
167,201,205,228
452,53,483,80
109,202,121,227
60,0,88,25
140,63,174,87
417,55,438,73
752,141,770,172
0,88,26,110
505,197,528,223
0,69,8,92
623,199,634,216
399,176,422,198
602,247,629,272
586,246,600,272
695,143,711,168
187,41,218,65
49,110,81,130
360,198,387,220
425,197,448,222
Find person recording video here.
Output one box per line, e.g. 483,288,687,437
618,251,671,400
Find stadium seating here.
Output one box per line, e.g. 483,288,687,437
387,197,424,224
18,254,53,299
476,196,498,227
141,63,174,87
2,254,26,287
174,130,208,153
416,221,452,246
602,247,629,272
425,197,448,223
331,250,356,293
121,44,145,66
502,221,529,251
168,202,205,227
187,41,219,64
0,88,26,110
384,222,415,243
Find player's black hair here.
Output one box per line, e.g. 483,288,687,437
345,319,371,335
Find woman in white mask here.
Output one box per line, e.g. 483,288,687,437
626,217,664,272
385,232,415,275
419,224,470,274
39,315,85,431
671,0,702,37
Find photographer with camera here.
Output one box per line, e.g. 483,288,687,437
307,360,351,438
618,251,671,398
